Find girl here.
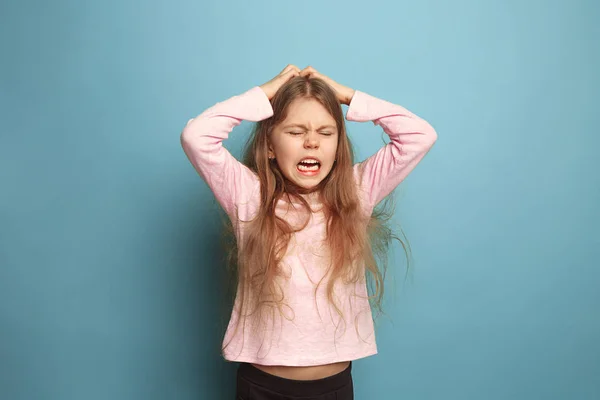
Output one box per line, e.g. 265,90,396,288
180,65,437,399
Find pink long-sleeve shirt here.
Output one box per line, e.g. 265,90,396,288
180,86,437,366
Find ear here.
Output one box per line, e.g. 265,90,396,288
267,137,275,157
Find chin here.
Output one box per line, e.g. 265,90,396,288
291,178,320,189
299,182,321,190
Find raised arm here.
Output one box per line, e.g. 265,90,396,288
180,65,301,220
346,91,438,211
298,66,437,211
180,87,271,219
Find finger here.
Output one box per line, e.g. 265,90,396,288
280,64,300,76
276,68,298,84
300,66,316,76
287,68,300,79
280,65,293,75
301,70,318,78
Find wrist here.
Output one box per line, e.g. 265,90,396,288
344,89,356,105
259,85,270,99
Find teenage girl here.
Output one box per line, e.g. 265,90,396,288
181,65,437,399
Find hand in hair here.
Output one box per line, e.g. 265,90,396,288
259,64,301,100
300,66,356,105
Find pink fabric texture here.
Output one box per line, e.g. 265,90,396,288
181,86,437,366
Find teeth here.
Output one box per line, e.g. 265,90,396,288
299,159,319,164
298,164,319,172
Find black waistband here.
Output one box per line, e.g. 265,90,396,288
237,362,352,397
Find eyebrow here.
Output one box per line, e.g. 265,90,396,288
282,124,337,130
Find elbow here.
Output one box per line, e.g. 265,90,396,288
180,118,207,152
422,120,438,147
429,127,438,146
180,118,217,159
180,118,195,145
180,131,190,153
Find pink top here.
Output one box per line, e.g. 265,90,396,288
180,86,437,366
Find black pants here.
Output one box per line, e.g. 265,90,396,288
235,362,354,400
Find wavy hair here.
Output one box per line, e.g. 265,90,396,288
218,76,410,354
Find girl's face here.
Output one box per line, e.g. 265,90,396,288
268,97,339,190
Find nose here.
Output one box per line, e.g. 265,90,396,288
304,132,319,149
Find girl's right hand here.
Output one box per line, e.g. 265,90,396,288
259,65,301,100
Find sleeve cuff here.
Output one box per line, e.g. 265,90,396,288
345,90,415,122
345,90,370,122
246,86,274,121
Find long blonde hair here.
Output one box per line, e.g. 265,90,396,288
219,76,410,353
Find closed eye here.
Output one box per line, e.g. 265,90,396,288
287,131,335,136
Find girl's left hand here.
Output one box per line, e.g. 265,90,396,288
300,66,356,105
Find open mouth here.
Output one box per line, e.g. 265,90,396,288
297,158,321,174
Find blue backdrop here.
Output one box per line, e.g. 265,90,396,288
1,0,598,399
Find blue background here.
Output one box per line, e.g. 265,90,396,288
1,0,598,399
